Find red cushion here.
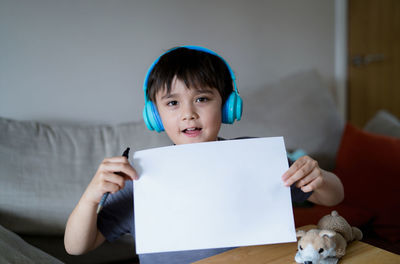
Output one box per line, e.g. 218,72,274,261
293,204,374,228
334,123,400,242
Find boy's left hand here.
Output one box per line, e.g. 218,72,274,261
282,155,323,193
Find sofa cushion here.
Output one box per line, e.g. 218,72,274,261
0,224,62,263
21,234,138,264
334,123,400,242
0,117,171,235
219,70,344,170
364,110,400,138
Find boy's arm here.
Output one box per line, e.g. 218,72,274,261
64,156,137,255
64,195,106,254
282,156,344,207
306,169,344,206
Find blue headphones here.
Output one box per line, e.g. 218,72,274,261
143,46,243,132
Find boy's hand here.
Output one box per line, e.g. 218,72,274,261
82,156,138,206
281,155,323,193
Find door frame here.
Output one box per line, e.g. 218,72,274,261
335,0,348,121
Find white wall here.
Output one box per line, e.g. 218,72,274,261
0,0,336,124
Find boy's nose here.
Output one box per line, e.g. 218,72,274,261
181,104,198,121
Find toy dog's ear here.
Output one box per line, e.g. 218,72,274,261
296,230,306,238
319,230,336,238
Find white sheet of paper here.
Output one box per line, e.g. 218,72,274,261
133,137,296,254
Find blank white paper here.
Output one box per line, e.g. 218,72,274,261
133,137,296,254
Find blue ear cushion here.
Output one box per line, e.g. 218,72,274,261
223,93,235,124
144,102,156,131
143,101,165,132
151,102,165,132
222,92,242,124
236,95,243,121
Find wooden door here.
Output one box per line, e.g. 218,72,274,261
348,0,400,127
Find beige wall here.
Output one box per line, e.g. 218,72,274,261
0,0,337,124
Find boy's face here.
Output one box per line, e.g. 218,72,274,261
155,78,222,145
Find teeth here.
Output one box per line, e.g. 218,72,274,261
183,127,200,133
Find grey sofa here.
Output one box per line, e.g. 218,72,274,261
0,70,347,263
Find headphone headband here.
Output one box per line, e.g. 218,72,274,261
143,45,238,99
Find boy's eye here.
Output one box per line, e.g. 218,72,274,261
167,100,178,106
196,97,209,103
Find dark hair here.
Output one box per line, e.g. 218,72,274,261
146,47,234,105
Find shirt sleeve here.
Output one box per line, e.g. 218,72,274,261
290,184,313,203
97,180,134,242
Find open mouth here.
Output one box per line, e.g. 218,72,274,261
182,127,202,135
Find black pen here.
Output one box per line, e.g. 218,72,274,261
96,147,130,214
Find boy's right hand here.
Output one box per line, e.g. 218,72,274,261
82,156,138,206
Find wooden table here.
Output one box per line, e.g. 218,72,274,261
193,225,400,264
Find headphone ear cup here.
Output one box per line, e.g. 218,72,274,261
222,92,243,124
151,102,165,132
143,103,153,131
143,101,165,132
222,92,236,124
235,94,243,121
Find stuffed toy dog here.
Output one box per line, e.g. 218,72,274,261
295,211,363,264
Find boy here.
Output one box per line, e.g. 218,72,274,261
64,46,344,263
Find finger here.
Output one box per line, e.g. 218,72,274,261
284,158,315,187
102,172,127,190
99,162,138,180
97,180,121,197
102,156,130,164
301,175,323,193
115,171,138,181
282,156,308,181
296,167,321,188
